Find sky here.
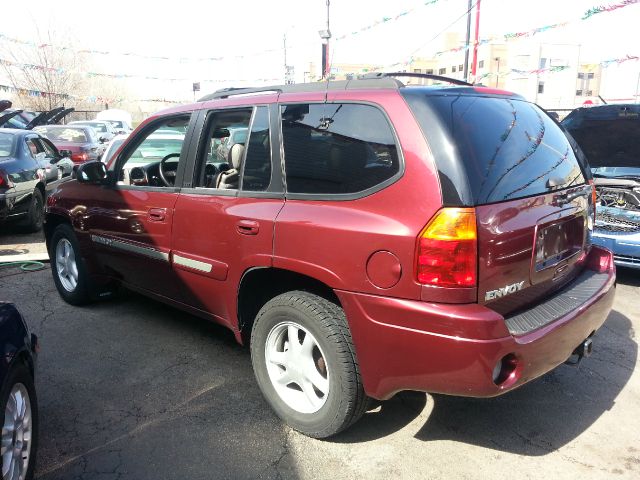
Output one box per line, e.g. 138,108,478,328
1,0,638,102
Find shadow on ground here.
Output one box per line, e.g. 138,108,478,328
333,310,635,456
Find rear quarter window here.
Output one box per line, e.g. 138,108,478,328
402,91,586,205
281,103,400,196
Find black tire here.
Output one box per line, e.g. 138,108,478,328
18,188,44,233
50,224,92,305
250,291,368,438
0,362,38,480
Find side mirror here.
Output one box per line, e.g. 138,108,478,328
99,137,108,143
76,161,109,184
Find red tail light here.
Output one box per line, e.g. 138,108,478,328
0,169,14,189
71,152,88,163
588,179,597,222
416,208,477,288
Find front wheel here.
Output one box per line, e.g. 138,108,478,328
251,291,368,438
1,363,38,480
50,224,91,305
18,188,44,233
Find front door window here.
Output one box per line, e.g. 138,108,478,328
116,115,190,188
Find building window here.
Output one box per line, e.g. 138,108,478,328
576,89,583,96
479,60,484,68
414,69,422,73
587,72,594,79
452,66,457,72
426,69,434,74
578,73,585,79
586,90,593,96
459,64,463,71
439,68,446,75
538,82,544,94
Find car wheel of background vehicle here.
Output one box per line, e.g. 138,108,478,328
1,362,38,480
18,189,44,233
251,291,368,438
50,224,91,305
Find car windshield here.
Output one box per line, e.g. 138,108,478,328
76,122,107,133
0,133,15,157
109,121,124,129
128,137,184,163
36,127,88,143
592,166,640,179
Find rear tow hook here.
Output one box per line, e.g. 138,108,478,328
565,338,594,366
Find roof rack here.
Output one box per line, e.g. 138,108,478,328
197,72,469,102
358,72,473,86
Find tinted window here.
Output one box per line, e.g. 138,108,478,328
403,91,586,204
281,103,400,195
242,107,271,191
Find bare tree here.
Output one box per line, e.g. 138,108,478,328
0,27,90,111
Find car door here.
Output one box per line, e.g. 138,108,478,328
82,112,196,300
171,103,285,329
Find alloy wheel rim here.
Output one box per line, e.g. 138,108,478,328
1,383,32,480
265,321,330,414
55,238,78,292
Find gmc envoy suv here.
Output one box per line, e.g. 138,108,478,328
44,73,616,438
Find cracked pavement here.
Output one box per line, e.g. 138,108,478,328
0,231,638,479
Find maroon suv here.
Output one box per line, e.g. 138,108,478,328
44,74,615,438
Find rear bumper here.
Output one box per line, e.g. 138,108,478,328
592,229,640,269
337,245,616,400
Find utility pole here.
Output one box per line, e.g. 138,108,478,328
471,0,481,82
463,0,472,82
319,0,331,79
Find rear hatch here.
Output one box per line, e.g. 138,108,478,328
403,89,592,315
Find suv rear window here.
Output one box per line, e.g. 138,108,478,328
402,91,586,205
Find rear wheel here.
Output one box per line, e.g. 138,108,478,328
50,224,91,305
1,363,38,480
18,189,44,233
251,291,368,438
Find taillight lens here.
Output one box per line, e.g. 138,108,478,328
588,179,597,221
71,152,88,163
0,169,14,189
417,208,477,288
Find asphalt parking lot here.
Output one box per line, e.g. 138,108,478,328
0,229,638,480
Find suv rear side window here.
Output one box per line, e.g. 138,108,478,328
281,103,400,195
402,91,586,205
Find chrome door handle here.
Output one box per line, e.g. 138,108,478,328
148,208,166,222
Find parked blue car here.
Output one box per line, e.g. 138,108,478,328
562,104,640,269
0,303,38,480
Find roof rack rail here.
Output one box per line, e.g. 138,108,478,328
199,86,283,101
358,72,473,86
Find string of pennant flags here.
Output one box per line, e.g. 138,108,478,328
3,54,637,105
0,58,281,84
1,0,637,66
0,83,186,104
434,0,638,57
